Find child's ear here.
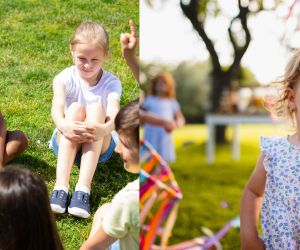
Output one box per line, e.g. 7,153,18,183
286,87,296,110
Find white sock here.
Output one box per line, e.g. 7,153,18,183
54,185,68,194
75,184,90,195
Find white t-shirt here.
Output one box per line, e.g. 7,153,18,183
103,178,139,250
54,66,122,111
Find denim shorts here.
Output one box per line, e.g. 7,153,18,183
50,129,116,166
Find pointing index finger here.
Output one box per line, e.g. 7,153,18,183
129,20,137,38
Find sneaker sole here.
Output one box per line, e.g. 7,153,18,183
68,207,90,218
51,204,66,214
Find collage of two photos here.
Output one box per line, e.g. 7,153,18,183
0,1,138,250
140,1,300,250
0,0,300,249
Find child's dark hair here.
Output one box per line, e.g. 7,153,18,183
115,99,139,148
0,165,63,250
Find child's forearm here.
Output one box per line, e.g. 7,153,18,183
140,111,176,133
105,101,120,134
51,106,67,132
240,188,264,249
125,56,139,83
101,119,114,136
175,111,186,128
0,115,7,168
140,110,167,126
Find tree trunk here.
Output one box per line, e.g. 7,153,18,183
179,0,251,144
211,71,231,144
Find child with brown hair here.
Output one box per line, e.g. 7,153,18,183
81,99,139,250
49,21,122,218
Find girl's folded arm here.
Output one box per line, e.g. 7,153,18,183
51,79,67,132
175,110,185,128
101,98,120,135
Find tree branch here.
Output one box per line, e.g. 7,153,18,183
228,0,251,75
180,0,222,73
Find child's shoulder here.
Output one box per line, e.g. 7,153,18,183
112,179,140,209
144,95,155,100
101,69,120,83
144,95,172,101
260,135,287,151
114,179,139,202
54,65,75,82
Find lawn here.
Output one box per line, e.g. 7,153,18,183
168,124,287,249
0,1,138,249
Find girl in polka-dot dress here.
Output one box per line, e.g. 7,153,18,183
241,50,300,250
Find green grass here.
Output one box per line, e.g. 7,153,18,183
0,1,138,249
167,124,287,249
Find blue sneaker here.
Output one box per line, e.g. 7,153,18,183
50,190,68,214
68,191,91,218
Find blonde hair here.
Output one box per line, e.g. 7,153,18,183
266,49,300,126
150,71,176,98
70,21,109,55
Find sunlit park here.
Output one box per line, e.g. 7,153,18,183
140,0,300,249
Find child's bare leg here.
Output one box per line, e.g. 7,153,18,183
3,130,28,165
77,102,107,190
50,103,86,214
55,102,85,189
68,103,109,218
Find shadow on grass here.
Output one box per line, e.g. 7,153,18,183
54,213,92,224
11,152,137,215
12,153,56,182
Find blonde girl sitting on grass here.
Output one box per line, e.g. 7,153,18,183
49,21,121,219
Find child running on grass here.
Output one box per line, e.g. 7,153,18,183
0,112,28,170
49,21,121,219
241,49,300,249
0,165,63,250
81,99,139,250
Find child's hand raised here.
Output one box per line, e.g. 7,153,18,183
120,20,138,62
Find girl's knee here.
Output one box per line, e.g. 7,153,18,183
86,103,106,123
88,102,105,112
66,102,85,121
13,130,28,152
